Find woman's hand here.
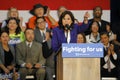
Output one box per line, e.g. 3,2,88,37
3,68,10,74
83,12,90,24
7,65,14,71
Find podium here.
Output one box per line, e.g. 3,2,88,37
63,58,100,80
56,43,103,80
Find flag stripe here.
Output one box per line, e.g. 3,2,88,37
0,10,110,23
0,0,110,10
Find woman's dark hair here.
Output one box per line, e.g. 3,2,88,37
0,30,9,37
89,21,100,32
58,11,75,29
4,17,21,35
77,33,86,43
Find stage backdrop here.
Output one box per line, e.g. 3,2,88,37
0,0,110,23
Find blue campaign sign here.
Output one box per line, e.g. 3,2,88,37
62,43,104,58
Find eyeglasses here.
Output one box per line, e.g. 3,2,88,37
37,21,45,24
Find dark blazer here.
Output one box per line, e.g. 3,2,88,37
52,23,88,52
34,28,51,49
34,28,52,58
101,44,120,77
0,42,15,72
85,19,110,35
16,41,46,66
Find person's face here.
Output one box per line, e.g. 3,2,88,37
58,7,67,17
25,30,34,42
93,7,102,18
91,22,99,33
77,34,85,43
37,18,46,30
9,8,18,18
35,7,44,17
100,34,109,45
7,19,18,31
0,32,9,44
62,14,72,26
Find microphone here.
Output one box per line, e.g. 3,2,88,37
65,24,71,30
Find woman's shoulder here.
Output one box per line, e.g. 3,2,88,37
72,23,79,28
52,26,61,31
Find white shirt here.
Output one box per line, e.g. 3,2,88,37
65,30,71,43
103,43,117,69
108,31,115,41
39,29,46,37
86,33,100,43
26,41,33,48
21,41,33,67
39,29,46,42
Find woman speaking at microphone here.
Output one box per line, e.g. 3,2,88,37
52,10,89,52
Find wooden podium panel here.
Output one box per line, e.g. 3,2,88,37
63,58,100,80
56,51,63,80
56,50,100,80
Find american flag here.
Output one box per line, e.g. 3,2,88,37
0,0,110,23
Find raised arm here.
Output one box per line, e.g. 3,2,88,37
46,7,58,28
78,11,90,32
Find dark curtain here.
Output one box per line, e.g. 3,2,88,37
111,0,120,41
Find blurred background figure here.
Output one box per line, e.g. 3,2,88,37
85,6,110,35
77,33,86,43
28,3,58,29
57,6,67,18
16,28,46,80
1,7,26,32
100,32,119,78
57,6,81,24
34,16,55,80
106,23,120,46
86,21,100,43
0,31,15,74
3,17,25,46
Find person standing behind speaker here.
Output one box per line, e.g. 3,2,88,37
16,28,46,80
1,7,26,32
100,32,119,78
28,3,58,29
34,16,55,80
2,18,25,47
52,10,89,52
85,6,110,35
34,16,51,50
86,21,100,43
77,33,86,43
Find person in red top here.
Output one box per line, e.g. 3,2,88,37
28,3,58,29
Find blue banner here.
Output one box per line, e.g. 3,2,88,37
62,43,104,58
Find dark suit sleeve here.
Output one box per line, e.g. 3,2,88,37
51,28,61,52
10,45,16,65
42,41,53,58
111,45,120,66
118,50,120,78
34,29,37,41
78,22,89,33
38,44,46,65
16,44,25,66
